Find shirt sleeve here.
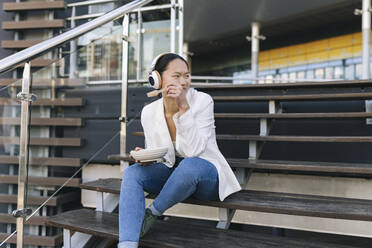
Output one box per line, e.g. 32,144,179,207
173,95,215,157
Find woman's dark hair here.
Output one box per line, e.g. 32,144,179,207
154,53,189,76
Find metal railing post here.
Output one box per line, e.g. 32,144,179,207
362,0,371,79
15,62,34,248
170,0,176,53
70,6,77,79
136,10,143,80
251,22,260,83
178,0,184,56
121,14,130,171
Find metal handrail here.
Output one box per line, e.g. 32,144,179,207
67,0,117,8
0,0,152,74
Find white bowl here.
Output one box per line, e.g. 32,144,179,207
130,147,168,162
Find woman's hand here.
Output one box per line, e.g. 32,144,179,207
166,83,190,115
130,147,152,166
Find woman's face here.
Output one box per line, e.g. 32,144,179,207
161,59,191,94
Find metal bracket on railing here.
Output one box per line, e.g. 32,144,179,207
246,35,266,41
354,8,372,15
12,208,32,218
119,116,128,123
16,92,37,102
122,35,129,41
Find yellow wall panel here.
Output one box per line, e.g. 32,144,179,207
269,47,288,59
351,32,362,45
307,50,329,63
352,44,362,57
306,39,329,54
260,50,270,61
287,55,307,65
329,47,353,60
329,34,353,49
288,44,305,57
270,57,288,68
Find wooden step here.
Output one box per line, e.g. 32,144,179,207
0,190,80,206
17,58,58,68
212,92,372,101
0,78,85,87
107,154,372,175
131,132,372,143
2,20,65,30
0,175,80,187
0,117,83,126
216,135,372,142
227,159,372,174
192,79,372,89
3,1,65,11
0,97,84,106
0,137,82,146
1,40,43,49
215,112,372,119
0,233,62,246
0,156,81,167
47,209,353,248
0,213,46,225
80,178,372,221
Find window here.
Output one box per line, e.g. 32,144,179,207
315,68,324,79
325,67,334,79
334,66,344,79
345,65,355,80
306,69,314,79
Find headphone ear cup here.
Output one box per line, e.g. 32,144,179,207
149,70,162,89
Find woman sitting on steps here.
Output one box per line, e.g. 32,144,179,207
118,52,242,248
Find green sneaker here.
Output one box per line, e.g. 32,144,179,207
140,208,157,238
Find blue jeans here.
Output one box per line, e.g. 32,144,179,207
118,157,219,248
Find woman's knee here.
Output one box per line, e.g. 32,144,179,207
176,157,208,178
122,164,144,183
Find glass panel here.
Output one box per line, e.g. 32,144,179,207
325,67,334,79
297,71,305,80
315,68,324,79
355,63,362,80
281,73,288,83
345,65,355,80
289,72,296,82
306,69,314,80
334,66,344,79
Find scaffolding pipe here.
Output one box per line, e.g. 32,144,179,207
178,0,184,56
362,0,371,79
121,14,130,170
136,10,143,80
251,22,260,83
170,0,176,53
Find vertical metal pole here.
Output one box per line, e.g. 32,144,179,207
362,0,371,79
170,0,176,53
69,6,77,79
136,10,143,80
178,0,184,56
251,22,260,83
16,62,32,248
121,14,130,171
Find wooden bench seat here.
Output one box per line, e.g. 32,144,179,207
0,97,83,106
0,213,46,225
0,137,82,146
80,178,372,221
0,117,82,126
107,154,372,174
213,92,372,101
132,131,372,143
0,175,80,187
0,78,85,87
192,80,372,89
0,155,81,167
46,208,354,248
0,190,80,206
3,1,65,11
215,112,372,119
2,20,65,30
0,233,62,247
